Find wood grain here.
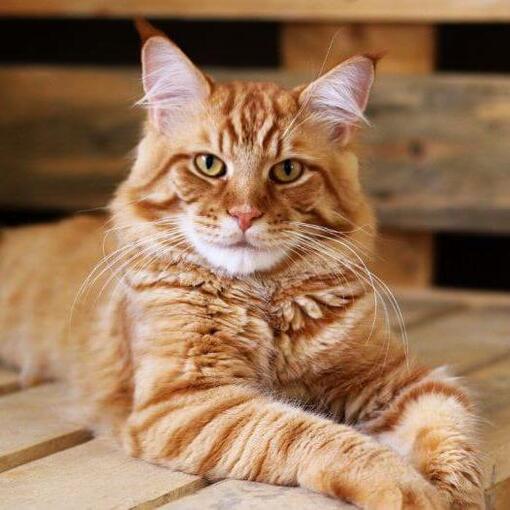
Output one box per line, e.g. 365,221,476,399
406,308,510,374
1,0,510,22
161,479,354,510
373,229,435,288
364,74,510,233
396,287,510,309
393,298,462,331
281,24,436,75
465,356,510,493
4,67,509,233
0,384,91,472
0,438,206,509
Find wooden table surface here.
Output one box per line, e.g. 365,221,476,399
1,288,509,510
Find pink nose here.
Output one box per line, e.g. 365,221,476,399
228,205,263,232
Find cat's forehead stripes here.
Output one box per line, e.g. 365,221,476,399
210,81,300,157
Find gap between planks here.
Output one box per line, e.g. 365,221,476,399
0,383,92,473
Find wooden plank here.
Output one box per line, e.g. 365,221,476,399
396,287,510,310
487,419,510,509
473,359,510,490
161,479,354,510
407,308,510,374
4,67,509,233
0,66,137,210
464,356,510,498
281,24,436,75
373,229,435,288
364,73,510,234
0,438,206,509
0,366,19,396
394,298,462,331
393,287,510,331
0,384,91,472
1,0,510,22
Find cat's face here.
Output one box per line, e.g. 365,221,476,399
113,34,376,277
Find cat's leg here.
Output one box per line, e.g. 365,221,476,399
369,366,484,509
122,355,443,509
331,354,484,509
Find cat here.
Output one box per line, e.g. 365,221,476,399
0,21,484,509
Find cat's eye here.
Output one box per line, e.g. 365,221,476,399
194,153,226,178
270,159,303,184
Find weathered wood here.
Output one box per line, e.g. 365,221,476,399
464,356,510,497
0,438,206,509
406,308,510,374
3,67,510,233
0,66,137,210
487,414,510,509
373,229,435,288
0,384,91,472
281,24,436,75
396,287,510,309
1,0,510,22
0,366,19,396
393,297,462,331
161,479,354,510
364,74,510,234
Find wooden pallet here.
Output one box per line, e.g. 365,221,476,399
1,0,510,21
1,288,509,509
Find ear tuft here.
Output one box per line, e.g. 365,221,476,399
363,51,385,70
137,33,210,131
300,55,375,143
134,18,166,44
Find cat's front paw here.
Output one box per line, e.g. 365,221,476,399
363,474,446,510
412,429,485,509
433,475,485,510
300,443,446,510
363,483,448,510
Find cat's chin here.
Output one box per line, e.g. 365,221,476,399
186,235,287,276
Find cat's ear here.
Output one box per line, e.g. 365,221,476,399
136,19,210,131
299,55,376,145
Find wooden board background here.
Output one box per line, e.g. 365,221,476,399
2,67,510,234
1,0,510,22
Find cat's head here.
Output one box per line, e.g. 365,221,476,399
112,25,377,277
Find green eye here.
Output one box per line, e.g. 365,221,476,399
270,159,303,184
194,154,226,177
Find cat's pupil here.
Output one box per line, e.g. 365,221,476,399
205,155,214,169
283,160,293,175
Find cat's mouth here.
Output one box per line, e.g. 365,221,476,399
212,239,259,251
183,216,287,274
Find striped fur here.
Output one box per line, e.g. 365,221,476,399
0,29,483,510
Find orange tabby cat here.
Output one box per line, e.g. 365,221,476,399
0,23,483,509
